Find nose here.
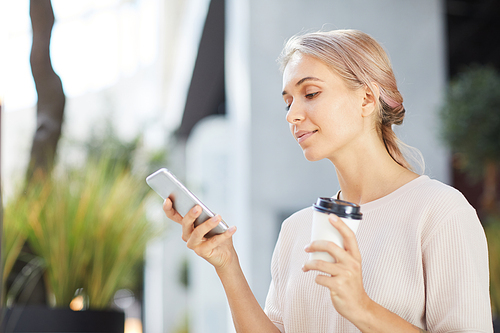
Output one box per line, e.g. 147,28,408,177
286,103,305,124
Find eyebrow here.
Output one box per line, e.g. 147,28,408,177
282,76,324,96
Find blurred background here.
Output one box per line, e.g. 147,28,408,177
1,0,500,332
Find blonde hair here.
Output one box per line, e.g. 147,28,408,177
279,29,423,172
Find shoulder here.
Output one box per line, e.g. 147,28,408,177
277,206,313,240
274,206,313,250
363,175,476,221
362,176,481,244
408,177,483,246
388,175,474,214
417,176,467,200
282,206,313,228
411,176,475,216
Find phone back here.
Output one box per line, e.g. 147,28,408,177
146,169,213,226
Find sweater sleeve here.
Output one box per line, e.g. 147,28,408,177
264,227,285,333
422,206,493,332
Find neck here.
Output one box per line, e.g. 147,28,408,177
331,136,418,205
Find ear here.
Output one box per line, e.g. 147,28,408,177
361,83,380,117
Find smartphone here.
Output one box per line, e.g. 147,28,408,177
146,168,229,238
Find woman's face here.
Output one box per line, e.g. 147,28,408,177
282,53,374,162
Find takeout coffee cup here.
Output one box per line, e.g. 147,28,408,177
310,197,362,263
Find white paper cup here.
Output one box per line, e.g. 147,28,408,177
309,197,362,263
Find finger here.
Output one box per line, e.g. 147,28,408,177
181,205,202,242
162,198,183,223
315,274,336,291
305,240,343,262
302,258,339,275
329,215,362,262
195,225,237,256
190,215,223,243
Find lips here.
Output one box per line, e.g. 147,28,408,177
295,130,318,144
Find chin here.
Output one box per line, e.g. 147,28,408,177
302,150,324,162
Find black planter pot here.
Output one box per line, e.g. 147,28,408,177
0,306,124,333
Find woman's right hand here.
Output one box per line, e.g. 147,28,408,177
163,198,238,271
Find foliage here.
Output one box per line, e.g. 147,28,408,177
23,157,161,309
485,216,500,316
1,194,29,298
439,65,500,178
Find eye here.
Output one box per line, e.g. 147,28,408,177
306,92,320,99
284,98,292,111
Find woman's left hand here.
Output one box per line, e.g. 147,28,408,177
302,214,371,323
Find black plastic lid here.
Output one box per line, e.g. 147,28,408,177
313,197,362,220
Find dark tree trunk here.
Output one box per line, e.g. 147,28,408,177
14,0,65,306
27,0,65,182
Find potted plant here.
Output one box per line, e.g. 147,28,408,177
1,138,163,332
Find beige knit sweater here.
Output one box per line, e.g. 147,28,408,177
264,176,493,332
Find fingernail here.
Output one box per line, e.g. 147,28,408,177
192,206,200,213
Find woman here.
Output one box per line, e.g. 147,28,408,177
163,29,493,332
